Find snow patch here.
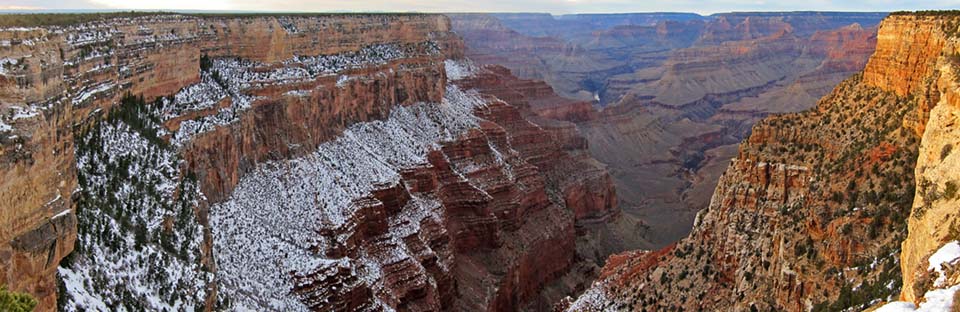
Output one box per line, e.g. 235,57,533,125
0,119,11,132
928,241,960,287
72,82,116,106
876,241,960,311
444,59,479,81
876,284,960,312
567,281,615,312
0,57,20,75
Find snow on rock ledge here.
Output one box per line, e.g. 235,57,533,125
210,85,485,311
877,241,960,312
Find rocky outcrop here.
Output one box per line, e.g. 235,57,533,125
573,73,921,312
199,15,460,63
0,13,465,311
863,15,951,97
0,12,629,311
0,16,208,311
181,57,447,203
451,13,885,252
204,65,620,311
567,12,959,312
458,66,618,225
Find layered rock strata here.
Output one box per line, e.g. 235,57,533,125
1,13,622,311
566,12,960,311
451,12,884,249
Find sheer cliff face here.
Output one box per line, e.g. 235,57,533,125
0,13,623,311
568,13,960,312
888,16,960,304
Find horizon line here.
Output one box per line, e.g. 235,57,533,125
0,9,898,16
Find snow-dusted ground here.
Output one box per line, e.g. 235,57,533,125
928,241,960,287
876,241,960,312
0,57,20,75
443,59,480,81
210,83,487,310
58,43,470,309
167,42,439,146
566,281,615,312
59,104,211,311
1,100,61,136
875,284,960,312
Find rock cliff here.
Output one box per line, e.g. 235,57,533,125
0,12,622,311
883,14,960,305
451,12,885,250
567,12,960,312
570,12,960,311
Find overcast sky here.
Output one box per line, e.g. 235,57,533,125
1,0,958,15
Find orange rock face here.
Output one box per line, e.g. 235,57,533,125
200,15,461,62
863,15,949,97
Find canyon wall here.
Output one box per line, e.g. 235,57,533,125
0,12,624,311
452,12,885,248
884,15,960,305
568,12,960,311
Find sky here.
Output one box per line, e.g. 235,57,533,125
0,0,958,15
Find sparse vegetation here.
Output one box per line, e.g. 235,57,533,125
945,180,958,200
61,93,210,310
0,286,37,312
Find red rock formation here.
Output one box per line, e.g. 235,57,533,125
200,15,462,62
0,13,461,311
289,83,600,310
182,59,447,202
863,16,949,97
460,67,618,225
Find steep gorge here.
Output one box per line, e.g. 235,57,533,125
0,13,623,311
567,12,960,312
451,12,885,248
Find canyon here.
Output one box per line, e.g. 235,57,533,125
566,11,960,312
0,12,630,311
451,12,886,247
2,8,960,312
